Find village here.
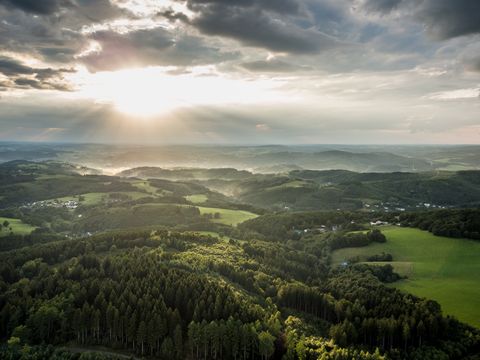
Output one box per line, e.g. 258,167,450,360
364,201,449,212
21,199,79,210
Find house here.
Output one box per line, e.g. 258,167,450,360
370,220,389,226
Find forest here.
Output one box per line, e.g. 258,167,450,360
0,160,479,359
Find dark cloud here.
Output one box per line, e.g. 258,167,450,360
13,78,54,90
38,47,79,64
171,0,340,54
182,0,303,15
0,56,73,91
80,28,239,72
157,9,190,23
188,4,337,54
361,0,403,14
0,0,124,67
67,0,127,25
0,57,37,76
240,59,312,72
0,0,69,15
0,0,122,20
360,0,480,40
416,0,480,40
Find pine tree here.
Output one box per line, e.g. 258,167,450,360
137,320,147,355
160,337,175,360
402,321,410,352
258,331,275,360
174,324,183,359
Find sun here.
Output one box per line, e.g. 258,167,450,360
70,66,286,118
107,80,176,117
73,67,181,117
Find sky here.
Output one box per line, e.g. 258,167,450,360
0,0,479,144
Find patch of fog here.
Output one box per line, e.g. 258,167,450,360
101,167,132,176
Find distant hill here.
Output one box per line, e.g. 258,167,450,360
243,150,433,172
232,170,480,210
118,164,480,211
118,167,253,180
2,143,479,173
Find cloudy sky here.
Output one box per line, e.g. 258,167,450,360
0,0,479,144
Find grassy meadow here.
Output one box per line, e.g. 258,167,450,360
0,217,37,237
197,207,258,226
332,226,480,327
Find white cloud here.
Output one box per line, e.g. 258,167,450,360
429,88,479,100
256,123,271,131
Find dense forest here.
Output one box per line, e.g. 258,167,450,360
398,209,480,240
1,228,479,359
0,160,479,359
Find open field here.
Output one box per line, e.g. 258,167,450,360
197,207,258,226
56,191,151,206
0,217,37,237
266,180,311,191
332,226,480,327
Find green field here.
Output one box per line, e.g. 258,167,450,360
57,191,151,206
186,194,208,204
332,226,480,327
197,207,258,226
267,180,311,191
0,217,37,237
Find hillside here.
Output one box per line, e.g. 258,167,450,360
218,170,480,211
332,226,480,327
117,165,480,211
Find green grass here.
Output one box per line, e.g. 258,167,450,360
186,194,208,204
267,180,311,191
197,207,258,226
332,226,480,327
57,193,104,206
0,217,37,237
56,191,151,206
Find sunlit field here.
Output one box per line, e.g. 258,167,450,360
333,226,480,327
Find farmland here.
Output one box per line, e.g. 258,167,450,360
0,217,37,237
198,206,258,226
332,226,480,327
